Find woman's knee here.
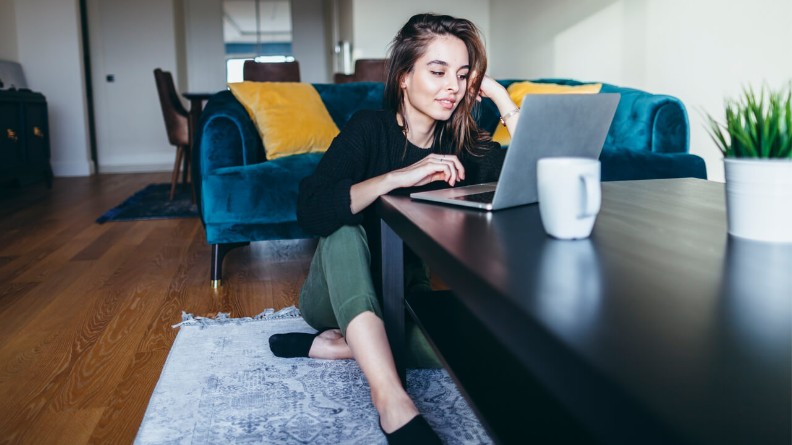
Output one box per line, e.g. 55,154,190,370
326,224,367,243
319,225,369,257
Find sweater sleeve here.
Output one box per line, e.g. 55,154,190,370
297,112,373,237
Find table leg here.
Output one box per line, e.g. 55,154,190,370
187,98,204,203
188,98,203,148
380,219,406,384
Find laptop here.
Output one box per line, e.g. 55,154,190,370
410,93,620,210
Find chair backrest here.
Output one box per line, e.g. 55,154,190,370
352,59,387,82
153,68,190,146
333,58,387,84
242,60,301,82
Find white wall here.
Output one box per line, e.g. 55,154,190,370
0,0,18,61
15,0,92,176
489,0,792,181
644,0,792,182
351,0,491,60
13,0,785,180
292,0,331,83
182,0,226,92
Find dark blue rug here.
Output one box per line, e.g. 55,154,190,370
96,183,198,223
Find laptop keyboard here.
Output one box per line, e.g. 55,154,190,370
453,191,495,203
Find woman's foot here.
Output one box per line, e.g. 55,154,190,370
268,329,352,359
377,392,421,434
379,414,442,445
268,331,321,358
309,329,353,359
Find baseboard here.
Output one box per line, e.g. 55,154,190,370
51,160,93,177
98,162,173,174
97,151,176,174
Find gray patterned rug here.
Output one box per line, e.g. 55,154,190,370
135,307,492,444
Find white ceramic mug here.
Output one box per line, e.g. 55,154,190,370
537,157,601,239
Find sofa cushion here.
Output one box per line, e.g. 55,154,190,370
598,83,689,154
202,151,323,226
491,81,602,146
229,82,339,160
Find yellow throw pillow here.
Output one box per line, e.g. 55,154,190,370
228,81,339,160
491,81,603,146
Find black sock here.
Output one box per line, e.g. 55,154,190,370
268,332,321,358
380,415,442,445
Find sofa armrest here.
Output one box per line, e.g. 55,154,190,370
196,90,263,174
652,101,690,154
201,152,322,226
192,90,264,213
599,84,689,154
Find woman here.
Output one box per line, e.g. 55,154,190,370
269,13,520,443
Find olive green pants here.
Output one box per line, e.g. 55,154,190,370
299,225,440,368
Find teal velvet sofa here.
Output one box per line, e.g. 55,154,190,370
193,79,706,285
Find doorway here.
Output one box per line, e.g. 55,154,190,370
86,0,183,173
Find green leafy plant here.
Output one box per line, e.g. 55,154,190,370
705,82,792,158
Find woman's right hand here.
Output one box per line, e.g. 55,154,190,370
349,153,465,215
390,153,466,188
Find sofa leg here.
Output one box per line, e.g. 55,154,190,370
210,242,250,288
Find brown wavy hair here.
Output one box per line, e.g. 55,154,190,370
384,13,492,157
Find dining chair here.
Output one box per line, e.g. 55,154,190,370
333,58,387,83
242,60,301,82
351,58,387,82
153,68,191,200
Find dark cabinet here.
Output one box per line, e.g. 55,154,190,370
0,89,53,187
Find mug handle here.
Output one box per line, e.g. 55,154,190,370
578,174,601,218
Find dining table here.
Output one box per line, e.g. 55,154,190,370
182,92,215,145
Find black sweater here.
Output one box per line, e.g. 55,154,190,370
297,110,505,237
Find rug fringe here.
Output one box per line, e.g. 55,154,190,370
172,305,302,328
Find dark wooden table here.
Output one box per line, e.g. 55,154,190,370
182,92,214,144
376,178,791,445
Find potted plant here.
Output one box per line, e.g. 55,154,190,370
705,83,792,243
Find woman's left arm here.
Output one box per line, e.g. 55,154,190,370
478,75,520,137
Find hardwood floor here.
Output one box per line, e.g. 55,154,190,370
0,173,315,444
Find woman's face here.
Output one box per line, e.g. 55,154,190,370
401,35,469,129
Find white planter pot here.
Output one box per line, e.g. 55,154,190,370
724,158,792,243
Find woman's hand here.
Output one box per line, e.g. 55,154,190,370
391,153,466,188
476,74,520,137
349,153,465,214
477,74,508,103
